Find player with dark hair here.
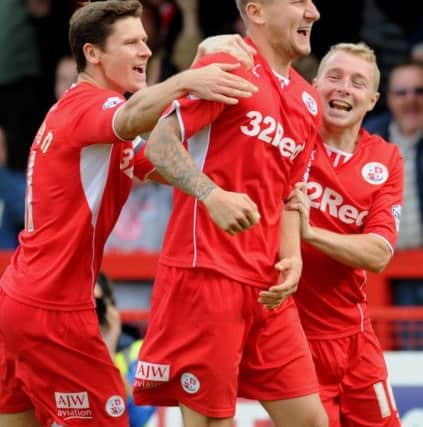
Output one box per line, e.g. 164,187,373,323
0,1,258,426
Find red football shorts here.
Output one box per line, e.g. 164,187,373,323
0,288,128,426
308,323,400,427
133,265,319,418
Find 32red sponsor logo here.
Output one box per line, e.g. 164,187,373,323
308,182,368,226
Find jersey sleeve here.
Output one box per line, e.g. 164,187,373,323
286,117,321,200
69,90,127,147
161,52,250,141
286,81,322,199
133,138,155,180
363,147,404,252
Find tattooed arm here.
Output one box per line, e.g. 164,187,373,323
146,113,261,235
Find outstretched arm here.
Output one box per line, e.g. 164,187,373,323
115,63,257,139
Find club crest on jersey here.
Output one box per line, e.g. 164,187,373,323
392,204,402,232
105,395,125,418
361,162,389,185
102,96,124,110
181,372,200,394
302,91,318,116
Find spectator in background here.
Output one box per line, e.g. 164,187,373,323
411,42,423,63
0,127,26,249
54,55,77,100
364,60,423,312
0,0,51,170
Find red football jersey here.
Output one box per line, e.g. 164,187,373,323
295,130,404,338
159,39,322,289
0,82,154,311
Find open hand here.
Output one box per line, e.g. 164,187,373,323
185,63,258,105
258,256,302,309
196,34,257,69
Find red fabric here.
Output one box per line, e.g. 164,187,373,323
0,289,128,426
295,130,404,337
309,323,401,427
134,265,318,417
159,39,322,289
0,82,153,311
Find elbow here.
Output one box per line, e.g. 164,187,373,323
366,253,392,273
144,141,152,161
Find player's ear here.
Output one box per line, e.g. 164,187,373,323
83,42,102,66
367,91,380,113
245,1,266,25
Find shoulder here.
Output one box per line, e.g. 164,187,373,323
67,83,125,106
361,129,403,167
289,68,321,121
192,52,251,81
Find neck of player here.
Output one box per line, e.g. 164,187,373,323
320,123,361,153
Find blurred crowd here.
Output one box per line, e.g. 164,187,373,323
0,0,422,307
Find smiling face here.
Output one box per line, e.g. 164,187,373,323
314,48,380,131
86,16,152,94
244,0,320,63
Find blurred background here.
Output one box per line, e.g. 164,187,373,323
0,1,422,424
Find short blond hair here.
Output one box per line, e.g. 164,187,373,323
317,42,381,90
235,0,269,19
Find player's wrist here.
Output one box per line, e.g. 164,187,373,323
198,183,219,204
302,225,316,242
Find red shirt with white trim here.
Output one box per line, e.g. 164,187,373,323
0,82,154,311
159,39,322,289
294,130,404,338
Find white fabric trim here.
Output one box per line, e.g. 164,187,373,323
368,233,394,255
188,124,212,267
112,104,130,141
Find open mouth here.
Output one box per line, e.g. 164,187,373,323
329,100,352,112
133,65,145,75
297,27,309,37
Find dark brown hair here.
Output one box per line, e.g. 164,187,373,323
69,0,143,72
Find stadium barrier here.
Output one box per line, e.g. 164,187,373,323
1,249,423,350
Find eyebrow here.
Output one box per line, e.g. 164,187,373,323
327,67,369,81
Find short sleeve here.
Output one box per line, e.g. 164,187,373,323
133,139,155,180
363,147,404,251
69,88,127,147
161,52,250,141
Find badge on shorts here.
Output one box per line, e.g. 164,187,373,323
181,372,200,394
105,395,125,417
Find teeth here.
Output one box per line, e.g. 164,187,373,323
329,100,351,111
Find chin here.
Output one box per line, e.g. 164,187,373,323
129,82,147,93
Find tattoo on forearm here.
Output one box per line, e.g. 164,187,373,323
147,120,217,199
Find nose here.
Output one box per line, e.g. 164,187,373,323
140,41,152,59
337,78,352,93
305,1,320,21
